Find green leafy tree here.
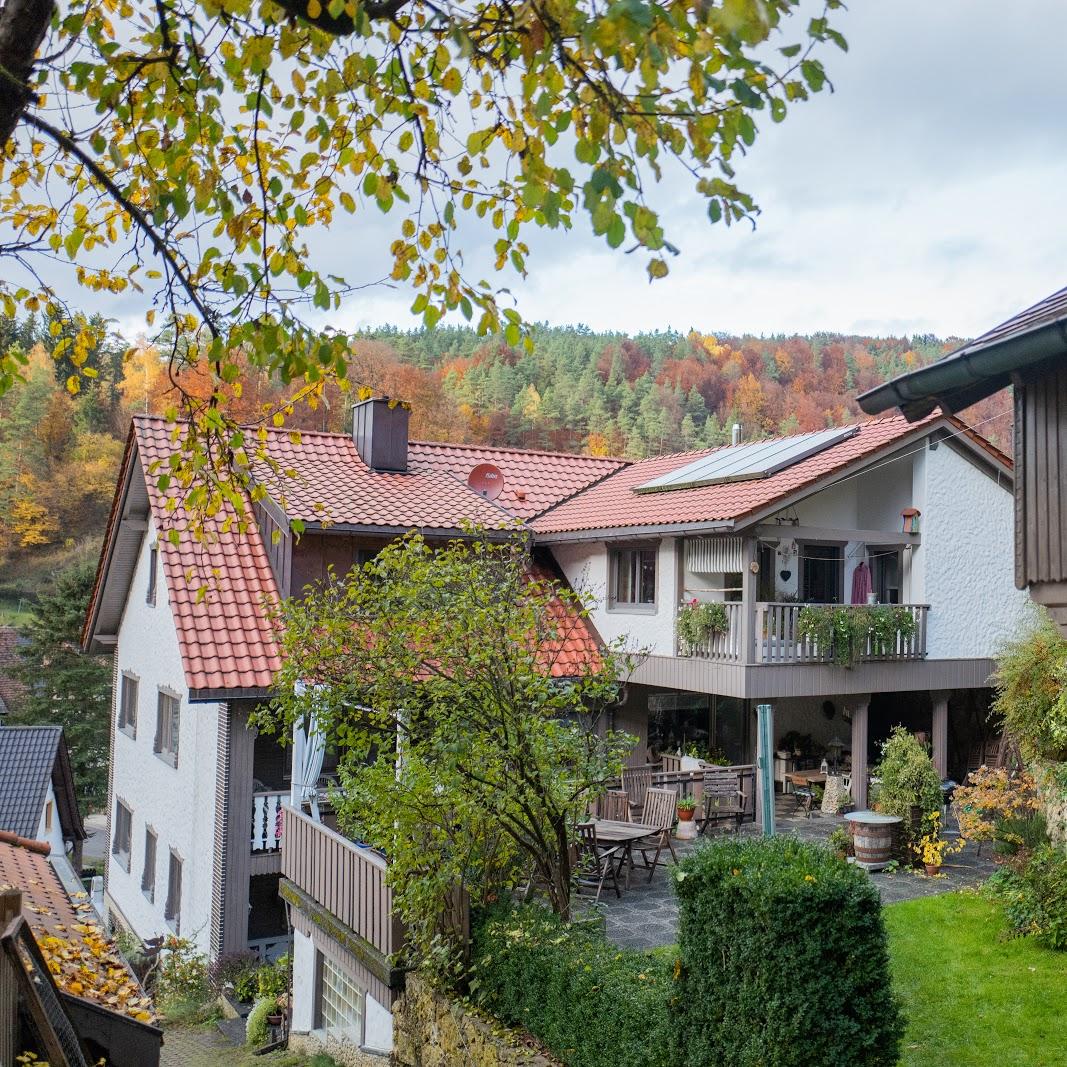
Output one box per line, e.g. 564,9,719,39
13,560,112,810
261,531,636,972
0,0,845,527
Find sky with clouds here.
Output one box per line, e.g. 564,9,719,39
95,1,1067,341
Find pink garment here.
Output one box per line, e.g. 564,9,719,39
851,560,873,604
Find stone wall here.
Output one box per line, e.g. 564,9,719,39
288,1030,387,1066
1035,761,1067,851
392,976,559,1067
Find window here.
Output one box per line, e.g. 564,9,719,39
316,953,363,1038
800,543,843,604
871,550,902,605
118,673,138,737
141,828,157,902
44,800,53,833
757,543,776,602
112,800,133,872
609,546,657,610
164,851,182,930
154,690,180,765
146,544,158,605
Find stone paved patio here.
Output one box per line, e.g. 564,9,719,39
593,797,996,951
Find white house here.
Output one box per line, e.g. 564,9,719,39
84,399,1029,1061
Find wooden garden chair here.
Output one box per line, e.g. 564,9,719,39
595,789,632,822
698,769,746,835
575,822,623,902
632,787,679,883
621,766,654,819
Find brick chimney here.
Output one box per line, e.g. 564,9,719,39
352,398,410,472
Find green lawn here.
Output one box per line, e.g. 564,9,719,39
885,893,1067,1067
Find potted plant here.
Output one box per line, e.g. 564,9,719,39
827,826,850,860
676,794,698,822
913,811,964,876
871,727,943,855
676,599,729,654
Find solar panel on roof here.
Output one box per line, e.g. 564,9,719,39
634,426,860,493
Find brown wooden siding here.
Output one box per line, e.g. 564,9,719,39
289,533,391,596
281,805,403,960
253,499,292,598
1018,361,1067,586
219,702,257,955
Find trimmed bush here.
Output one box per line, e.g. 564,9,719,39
470,903,671,1067
669,837,903,1067
245,996,274,1048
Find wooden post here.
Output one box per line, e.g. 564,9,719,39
740,538,759,665
0,889,22,1066
931,691,949,779
848,696,871,810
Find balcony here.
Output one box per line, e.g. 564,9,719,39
251,790,287,853
675,602,929,666
280,804,404,962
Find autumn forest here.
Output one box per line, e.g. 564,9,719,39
0,315,1012,617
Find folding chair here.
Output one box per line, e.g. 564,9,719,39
698,769,746,835
633,787,680,883
575,822,623,901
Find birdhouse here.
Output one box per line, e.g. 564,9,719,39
901,507,921,534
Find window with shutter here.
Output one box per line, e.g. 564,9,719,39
154,690,180,766
119,673,138,737
112,801,133,872
141,828,157,902
165,851,182,931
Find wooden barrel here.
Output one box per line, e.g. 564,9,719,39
843,812,902,871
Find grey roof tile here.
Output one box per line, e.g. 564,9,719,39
0,725,63,839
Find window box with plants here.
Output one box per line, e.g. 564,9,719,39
676,599,729,655
795,604,917,668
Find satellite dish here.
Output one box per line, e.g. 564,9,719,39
467,462,504,500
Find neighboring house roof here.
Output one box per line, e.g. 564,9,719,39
857,284,1067,419
529,556,602,677
0,832,157,1026
531,412,974,537
0,625,27,714
0,726,85,844
408,440,627,519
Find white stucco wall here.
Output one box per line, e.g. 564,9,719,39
552,538,678,656
34,781,68,858
921,442,1035,658
106,517,221,955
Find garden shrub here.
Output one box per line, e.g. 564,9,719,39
669,837,903,1067
154,937,211,1014
873,726,942,844
209,950,261,1002
256,954,290,1000
991,845,1067,950
245,996,275,1048
470,903,672,1067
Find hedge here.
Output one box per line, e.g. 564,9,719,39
669,837,903,1066
470,903,672,1067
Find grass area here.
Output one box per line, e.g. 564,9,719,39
0,594,33,628
885,892,1067,1067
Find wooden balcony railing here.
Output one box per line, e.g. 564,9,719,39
674,601,743,662
281,805,403,959
251,791,286,853
755,603,929,665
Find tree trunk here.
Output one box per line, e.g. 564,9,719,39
0,0,54,150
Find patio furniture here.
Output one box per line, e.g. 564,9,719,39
621,766,654,818
595,789,632,822
575,822,624,901
590,818,661,888
787,770,827,818
632,787,679,883
698,769,745,835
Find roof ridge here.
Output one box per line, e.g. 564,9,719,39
410,438,629,464
0,830,50,855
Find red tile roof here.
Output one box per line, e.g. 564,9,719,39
251,428,513,530
133,418,283,695
532,413,945,534
408,441,626,519
0,834,156,1022
529,561,602,676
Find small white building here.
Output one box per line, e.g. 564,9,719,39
85,401,1030,1061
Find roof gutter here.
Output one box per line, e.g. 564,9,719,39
858,321,1067,418
532,519,736,544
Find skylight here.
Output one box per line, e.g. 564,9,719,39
633,426,860,494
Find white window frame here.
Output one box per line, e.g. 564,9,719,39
118,672,139,738
154,689,180,767
146,543,158,605
112,799,133,873
141,826,157,903
164,849,182,931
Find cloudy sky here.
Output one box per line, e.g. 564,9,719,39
97,0,1067,341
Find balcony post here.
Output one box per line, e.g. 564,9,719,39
740,537,759,665
847,695,871,810
931,690,949,779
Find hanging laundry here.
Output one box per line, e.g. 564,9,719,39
851,560,873,604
